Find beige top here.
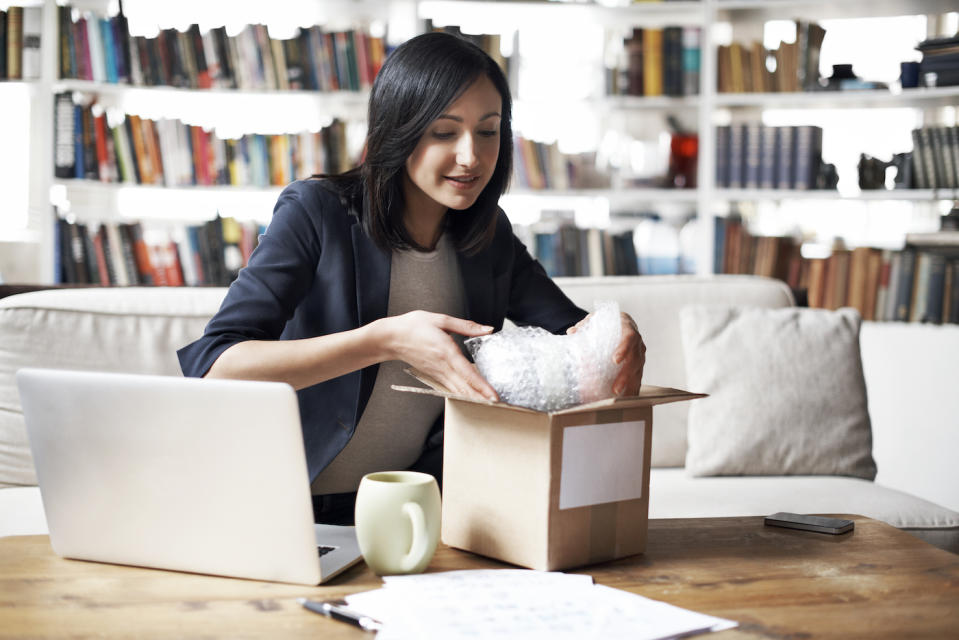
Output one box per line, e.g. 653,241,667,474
311,233,466,495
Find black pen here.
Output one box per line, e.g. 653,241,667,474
297,597,383,632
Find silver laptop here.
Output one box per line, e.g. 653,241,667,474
16,367,362,585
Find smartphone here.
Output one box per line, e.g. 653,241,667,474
764,512,854,535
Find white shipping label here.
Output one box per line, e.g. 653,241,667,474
559,420,646,510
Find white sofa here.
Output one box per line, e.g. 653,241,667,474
1,276,957,553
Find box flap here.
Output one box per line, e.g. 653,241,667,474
550,386,706,415
393,369,704,416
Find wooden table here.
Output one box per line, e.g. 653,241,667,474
1,516,957,638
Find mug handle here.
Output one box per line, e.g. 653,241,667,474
399,502,429,573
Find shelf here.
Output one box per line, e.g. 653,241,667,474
715,188,959,201
419,0,707,30
53,80,370,120
715,0,959,22
714,86,959,110
53,179,282,223
506,187,699,203
905,230,959,247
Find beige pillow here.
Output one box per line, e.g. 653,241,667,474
680,305,877,480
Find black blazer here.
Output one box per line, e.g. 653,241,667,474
178,179,587,481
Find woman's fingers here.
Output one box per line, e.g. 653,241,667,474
612,313,645,395
436,314,494,338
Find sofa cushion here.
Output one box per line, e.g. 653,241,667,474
0,287,227,488
649,468,959,554
555,275,795,467
680,305,876,480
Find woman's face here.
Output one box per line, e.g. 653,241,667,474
403,74,502,217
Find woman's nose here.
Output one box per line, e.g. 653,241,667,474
455,135,479,168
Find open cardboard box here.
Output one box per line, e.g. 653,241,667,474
394,372,704,571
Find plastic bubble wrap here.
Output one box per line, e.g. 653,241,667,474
465,301,623,412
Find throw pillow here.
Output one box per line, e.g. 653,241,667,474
679,305,877,480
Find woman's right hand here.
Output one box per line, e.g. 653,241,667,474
373,311,499,402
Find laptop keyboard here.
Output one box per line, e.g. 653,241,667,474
317,545,338,557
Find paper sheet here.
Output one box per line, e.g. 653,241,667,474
344,569,736,640
559,420,646,509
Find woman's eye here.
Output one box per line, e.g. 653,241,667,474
432,132,455,140
479,130,499,138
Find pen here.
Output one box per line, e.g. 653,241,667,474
297,597,383,632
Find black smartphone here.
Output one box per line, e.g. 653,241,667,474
764,512,854,535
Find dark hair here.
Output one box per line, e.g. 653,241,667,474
324,31,513,255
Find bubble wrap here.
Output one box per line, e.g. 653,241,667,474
465,301,623,412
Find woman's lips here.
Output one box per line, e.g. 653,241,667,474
444,175,481,190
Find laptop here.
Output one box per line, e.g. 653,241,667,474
16,367,363,585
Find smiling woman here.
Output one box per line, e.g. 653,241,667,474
176,32,646,526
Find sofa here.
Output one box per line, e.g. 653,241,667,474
1,275,957,553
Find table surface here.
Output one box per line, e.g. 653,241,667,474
1,515,957,639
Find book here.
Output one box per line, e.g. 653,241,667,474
758,125,778,189
715,125,731,187
796,20,826,92
775,126,795,190
742,123,762,189
642,28,663,96
20,5,41,79
663,26,683,97
894,249,917,321
6,5,22,79
727,123,745,189
0,10,7,81
793,125,822,190
681,26,700,96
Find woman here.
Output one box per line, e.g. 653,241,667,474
178,32,645,524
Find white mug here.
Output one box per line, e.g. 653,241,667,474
354,471,441,575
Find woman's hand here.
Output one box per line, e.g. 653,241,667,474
568,312,646,396
374,311,499,402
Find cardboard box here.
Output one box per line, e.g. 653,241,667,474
395,376,703,571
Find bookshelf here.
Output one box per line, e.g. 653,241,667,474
1,0,957,307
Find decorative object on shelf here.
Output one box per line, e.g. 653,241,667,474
666,115,697,189
900,60,921,89
824,63,888,92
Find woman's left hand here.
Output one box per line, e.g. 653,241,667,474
568,312,646,396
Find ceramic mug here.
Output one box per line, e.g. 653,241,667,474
354,471,441,575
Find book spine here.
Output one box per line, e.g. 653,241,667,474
21,6,41,80
894,249,917,322
54,93,76,178
6,6,23,80
775,126,795,190
681,26,700,96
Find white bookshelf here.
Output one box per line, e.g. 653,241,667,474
3,0,957,283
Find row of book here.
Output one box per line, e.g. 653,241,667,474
717,21,825,94
512,137,611,191
533,227,639,278
54,93,354,186
716,124,825,190
57,5,386,93
716,217,959,324
609,26,701,97
0,5,41,80
54,215,265,287
912,126,959,190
